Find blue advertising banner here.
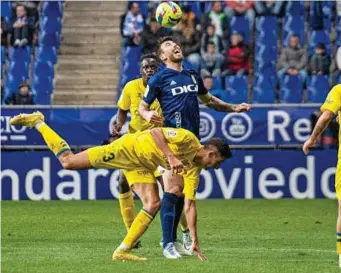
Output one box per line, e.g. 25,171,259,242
1,105,320,146
1,149,337,200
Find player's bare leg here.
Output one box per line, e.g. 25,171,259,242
160,171,192,258
10,112,93,169
112,183,160,261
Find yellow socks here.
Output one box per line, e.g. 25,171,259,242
122,209,153,249
337,233,341,254
37,123,70,157
119,190,135,231
180,211,188,232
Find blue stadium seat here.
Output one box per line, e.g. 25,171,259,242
181,1,202,18
41,1,63,18
307,75,330,103
255,44,277,65
337,16,341,47
4,74,28,95
333,72,341,85
8,47,32,63
213,76,222,89
1,46,5,65
253,74,276,103
40,16,62,34
309,0,332,31
279,75,303,103
32,76,53,95
230,16,250,44
224,75,248,103
7,61,29,78
38,31,61,47
118,46,141,93
35,46,57,64
255,16,278,34
309,30,331,55
282,15,305,47
33,62,54,79
1,1,12,24
210,88,227,102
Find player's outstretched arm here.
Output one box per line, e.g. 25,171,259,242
149,128,185,174
198,93,251,113
111,108,128,136
184,198,207,261
302,110,334,155
138,101,163,125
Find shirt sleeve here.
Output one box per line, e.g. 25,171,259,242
183,167,201,200
320,85,341,114
161,128,194,145
143,75,160,105
117,84,131,111
196,74,208,95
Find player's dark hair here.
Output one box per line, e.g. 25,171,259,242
139,53,157,63
206,138,232,159
157,36,178,60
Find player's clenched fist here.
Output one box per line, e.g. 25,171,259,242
167,154,186,175
234,103,251,113
302,138,316,155
145,110,163,125
111,123,122,137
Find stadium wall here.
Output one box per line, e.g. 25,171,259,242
1,105,338,200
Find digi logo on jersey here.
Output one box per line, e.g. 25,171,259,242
171,84,198,96
0,115,27,142
199,112,216,142
222,113,253,142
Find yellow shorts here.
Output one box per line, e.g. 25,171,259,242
122,169,157,186
336,161,341,200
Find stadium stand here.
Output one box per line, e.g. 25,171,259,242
1,1,341,105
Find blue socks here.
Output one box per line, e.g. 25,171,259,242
161,192,178,248
172,196,184,241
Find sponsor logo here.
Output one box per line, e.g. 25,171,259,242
0,116,27,142
170,80,177,85
199,112,216,142
222,113,252,142
171,84,198,96
166,130,177,137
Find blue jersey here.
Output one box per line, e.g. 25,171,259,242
143,67,208,137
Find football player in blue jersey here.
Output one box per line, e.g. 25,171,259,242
139,36,251,260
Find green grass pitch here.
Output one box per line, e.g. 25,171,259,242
2,200,340,273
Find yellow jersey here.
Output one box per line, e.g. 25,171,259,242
320,84,341,155
117,78,162,133
87,128,203,199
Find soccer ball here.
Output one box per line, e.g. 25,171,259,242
155,2,182,28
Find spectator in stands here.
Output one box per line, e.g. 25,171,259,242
201,1,230,40
1,17,8,47
277,35,307,81
180,5,199,28
12,4,33,47
173,13,201,69
16,1,39,24
254,0,284,16
121,2,144,46
223,32,250,76
224,0,255,29
201,24,225,55
200,41,224,78
309,44,331,75
141,18,169,54
4,82,34,105
334,46,341,84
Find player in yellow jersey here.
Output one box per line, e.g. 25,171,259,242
10,111,232,261
111,53,192,250
302,84,341,268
